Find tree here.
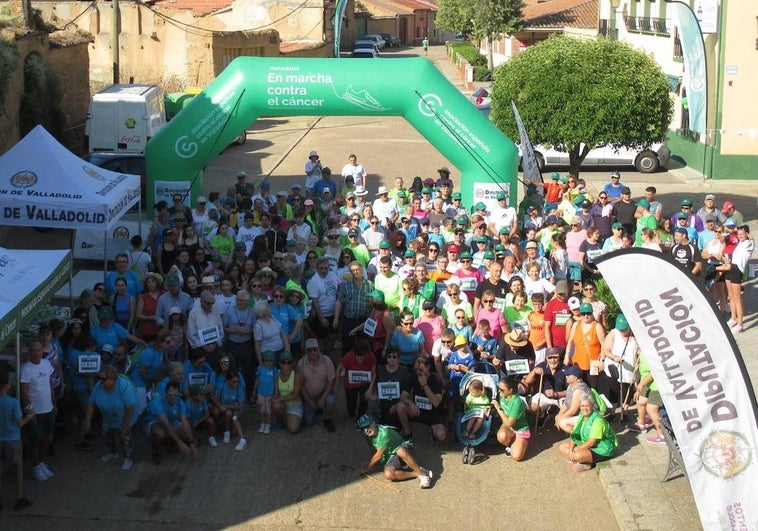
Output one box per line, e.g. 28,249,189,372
490,36,674,176
436,0,474,36
470,0,524,71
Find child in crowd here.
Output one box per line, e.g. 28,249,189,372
253,351,279,435
446,335,475,426
462,379,490,439
216,372,247,451
0,369,35,510
528,293,548,365
166,307,188,363
449,309,473,344
471,320,498,363
185,384,217,447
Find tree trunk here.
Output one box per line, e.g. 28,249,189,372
487,37,494,71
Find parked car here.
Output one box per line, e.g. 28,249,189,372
379,33,401,48
519,143,670,173
353,40,381,54
361,34,385,49
84,152,147,207
352,48,378,59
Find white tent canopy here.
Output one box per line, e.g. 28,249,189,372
0,125,140,230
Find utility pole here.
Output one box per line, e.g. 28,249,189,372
112,0,120,83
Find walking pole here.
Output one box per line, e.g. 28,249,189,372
533,371,544,433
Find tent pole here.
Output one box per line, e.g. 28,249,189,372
15,330,20,399
103,231,108,281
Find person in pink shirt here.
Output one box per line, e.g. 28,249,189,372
413,300,445,356
474,289,509,340
565,216,587,287
455,251,483,304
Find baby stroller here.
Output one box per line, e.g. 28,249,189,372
456,362,499,465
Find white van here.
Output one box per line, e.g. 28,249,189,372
85,84,166,153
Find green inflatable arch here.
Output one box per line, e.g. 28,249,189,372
146,57,518,210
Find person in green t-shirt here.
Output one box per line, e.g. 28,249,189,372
492,376,531,461
355,415,433,488
559,396,618,472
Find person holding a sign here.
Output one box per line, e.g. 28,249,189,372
82,365,138,471
337,338,377,419
187,291,224,364
395,355,446,442
492,376,530,460
142,380,197,464
182,351,215,399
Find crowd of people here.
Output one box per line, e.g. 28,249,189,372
1,157,753,502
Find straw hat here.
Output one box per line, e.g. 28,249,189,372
504,329,528,347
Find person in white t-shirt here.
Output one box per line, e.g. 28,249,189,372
373,186,399,229
20,341,56,482
489,192,518,236
127,235,153,277
340,154,368,189
235,213,262,256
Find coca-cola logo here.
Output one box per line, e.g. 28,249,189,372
120,136,144,144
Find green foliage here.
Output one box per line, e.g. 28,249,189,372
595,278,621,331
491,35,673,175
447,40,486,67
0,35,19,109
473,65,492,82
470,0,524,40
19,53,65,137
436,0,474,35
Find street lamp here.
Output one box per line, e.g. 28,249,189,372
609,0,621,40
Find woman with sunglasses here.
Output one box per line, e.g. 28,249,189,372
323,231,344,272
303,250,320,283
82,365,138,471
391,311,427,369
565,302,606,388
272,351,303,433
702,224,727,312
270,286,303,352
440,279,473,328
475,289,509,340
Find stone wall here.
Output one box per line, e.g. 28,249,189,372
0,31,90,154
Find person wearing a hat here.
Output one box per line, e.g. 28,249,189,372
304,150,323,196
446,192,466,218
340,153,368,189
313,165,337,199
355,413,434,488
91,306,146,353
671,226,702,276
670,198,704,233
522,346,568,425
632,198,656,247
602,170,625,202
601,314,638,416
296,338,337,431
234,170,249,200
721,200,744,226
488,191,518,238
186,290,224,361
553,365,596,433
697,194,727,225
271,350,303,434
372,185,399,229
565,302,606,389
497,329,536,377
367,240,402,280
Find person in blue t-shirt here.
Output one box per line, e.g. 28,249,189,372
131,330,170,413
471,320,498,363
446,335,476,426
215,372,248,451
155,362,188,399
253,351,279,435
183,350,215,397
142,380,197,464
91,306,145,351
82,365,138,471
185,384,217,447
0,368,36,510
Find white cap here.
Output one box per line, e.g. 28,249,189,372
305,338,319,350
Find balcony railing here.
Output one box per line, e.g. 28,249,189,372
624,16,670,36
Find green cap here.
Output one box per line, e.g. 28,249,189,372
559,176,568,184
404,249,416,258
287,239,298,246
496,192,506,200
636,198,651,209
474,202,487,211
551,172,560,180
421,187,432,194
452,192,462,200
262,351,277,362
379,240,391,249
369,290,385,302
476,236,489,244
460,251,472,260
279,350,293,361
615,314,629,331
98,306,113,320
397,190,407,198
355,413,374,430
612,222,623,229
579,302,593,314
681,198,693,206
484,250,496,259
572,194,586,206
498,227,509,235
456,217,467,226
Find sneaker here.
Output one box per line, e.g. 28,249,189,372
121,458,134,471
646,433,666,444
223,431,231,443
258,424,266,433
74,442,93,451
572,463,593,473
418,467,433,489
731,325,743,333
39,462,54,479
208,436,218,447
626,421,648,433
504,447,512,458
235,438,248,451
727,318,737,327
33,464,48,482
324,419,336,433
13,497,32,511
101,452,120,463
263,424,271,434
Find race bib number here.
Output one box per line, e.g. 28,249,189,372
198,326,220,346
494,297,506,312
460,278,477,291
377,381,400,400
414,394,432,411
188,373,209,386
78,354,101,374
348,370,371,384
460,409,485,423
363,318,378,338
555,313,571,326
304,299,313,314
505,359,530,375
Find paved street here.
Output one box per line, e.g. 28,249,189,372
1,44,756,530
